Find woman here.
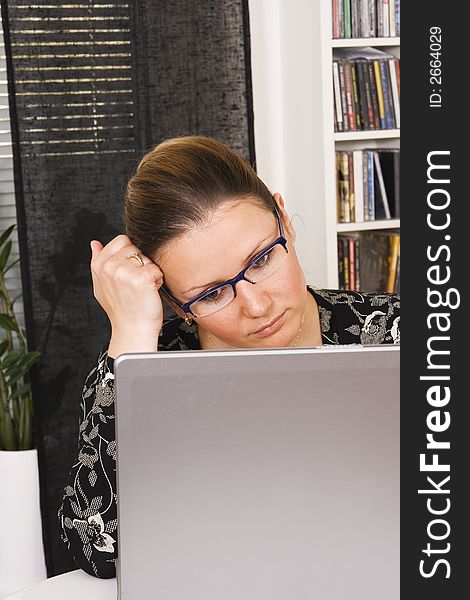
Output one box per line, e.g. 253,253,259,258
58,135,400,579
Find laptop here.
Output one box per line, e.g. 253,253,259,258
114,344,399,599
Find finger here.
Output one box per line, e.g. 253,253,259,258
90,240,104,261
96,234,134,260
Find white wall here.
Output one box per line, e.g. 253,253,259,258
248,0,330,286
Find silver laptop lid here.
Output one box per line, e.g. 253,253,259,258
115,345,399,600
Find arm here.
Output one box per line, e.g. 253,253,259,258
58,345,117,579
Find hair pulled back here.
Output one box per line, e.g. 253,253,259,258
123,135,275,260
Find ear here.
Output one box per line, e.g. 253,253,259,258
273,192,296,243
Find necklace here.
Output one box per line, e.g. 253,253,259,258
291,312,305,347
203,312,306,348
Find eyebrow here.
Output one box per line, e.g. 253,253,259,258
182,234,274,296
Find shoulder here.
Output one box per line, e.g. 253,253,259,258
308,287,400,345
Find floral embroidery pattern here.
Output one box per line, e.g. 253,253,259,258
72,513,116,554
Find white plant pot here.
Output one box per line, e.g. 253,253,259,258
0,449,47,598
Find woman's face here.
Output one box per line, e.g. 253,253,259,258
156,194,309,348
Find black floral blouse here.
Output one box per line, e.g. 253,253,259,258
58,287,400,578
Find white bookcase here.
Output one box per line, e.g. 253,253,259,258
249,0,400,289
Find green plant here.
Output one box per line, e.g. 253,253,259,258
0,224,40,450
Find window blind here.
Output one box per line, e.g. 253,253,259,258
0,17,24,331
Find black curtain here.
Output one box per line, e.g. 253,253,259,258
1,0,255,577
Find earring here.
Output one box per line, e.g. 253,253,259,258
184,315,193,326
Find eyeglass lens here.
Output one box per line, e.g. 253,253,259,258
191,243,287,317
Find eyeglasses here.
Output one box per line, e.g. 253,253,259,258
161,205,289,318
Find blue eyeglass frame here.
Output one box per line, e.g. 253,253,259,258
160,204,288,317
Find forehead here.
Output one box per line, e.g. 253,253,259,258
157,201,275,296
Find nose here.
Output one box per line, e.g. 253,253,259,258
235,279,273,318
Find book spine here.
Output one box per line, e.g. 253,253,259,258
374,150,392,219
350,61,362,130
377,0,384,37
333,61,344,132
344,0,352,38
361,0,369,38
343,237,350,289
338,0,345,38
333,0,339,38
338,237,344,288
393,151,400,218
373,59,386,128
343,60,356,131
354,238,361,291
362,150,369,221
389,0,395,36
368,151,375,220
395,0,400,37
379,59,395,128
369,0,377,37
383,0,390,36
386,234,400,293
349,238,356,291
356,60,370,129
348,151,355,221
351,0,358,38
361,60,374,129
394,58,400,99
340,151,351,222
353,149,364,222
338,60,350,131
336,151,343,222
394,252,400,295
367,60,380,128
388,58,400,129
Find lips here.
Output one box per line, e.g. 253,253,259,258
252,310,286,336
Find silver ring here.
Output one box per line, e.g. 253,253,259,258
127,252,144,267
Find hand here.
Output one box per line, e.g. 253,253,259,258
90,236,165,352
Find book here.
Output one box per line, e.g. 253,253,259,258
367,150,375,220
335,48,398,131
343,237,350,289
355,59,370,129
354,237,361,290
344,0,352,38
389,0,395,37
378,59,395,128
348,151,355,221
343,60,356,130
373,59,386,128
376,149,400,218
373,151,392,219
367,60,381,129
386,234,400,293
358,230,399,292
389,58,400,128
350,60,362,130
349,237,356,291
338,61,349,131
333,61,344,131
338,237,344,288
333,0,398,39
394,252,400,295
338,151,351,222
353,149,365,221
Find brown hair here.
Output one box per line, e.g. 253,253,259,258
123,135,275,260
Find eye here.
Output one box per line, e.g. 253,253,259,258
251,249,273,269
200,288,223,304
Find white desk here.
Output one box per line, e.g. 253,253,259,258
3,571,116,600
